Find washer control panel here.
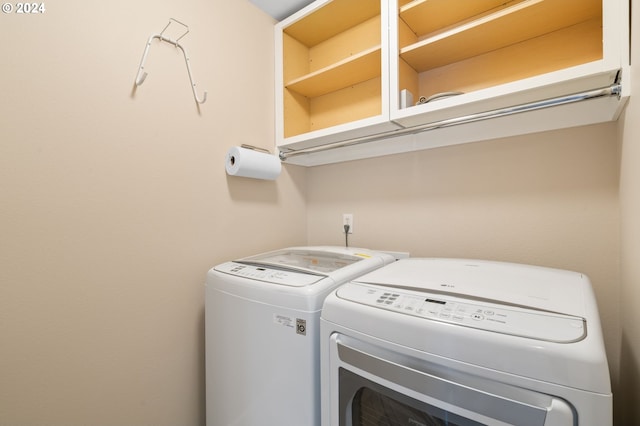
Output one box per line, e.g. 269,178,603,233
336,283,586,343
215,261,324,287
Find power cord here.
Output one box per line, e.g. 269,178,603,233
344,224,350,248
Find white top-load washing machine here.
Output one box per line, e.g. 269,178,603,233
205,246,396,426
321,258,612,426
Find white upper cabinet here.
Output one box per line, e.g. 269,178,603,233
274,0,399,154
276,0,630,166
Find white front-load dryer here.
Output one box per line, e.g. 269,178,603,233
321,258,612,426
205,246,395,426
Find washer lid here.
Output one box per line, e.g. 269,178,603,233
239,248,363,275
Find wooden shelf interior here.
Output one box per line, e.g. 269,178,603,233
283,77,382,138
400,0,601,72
285,46,382,98
283,10,382,86
281,0,383,138
398,0,603,106
285,0,380,47
400,0,512,37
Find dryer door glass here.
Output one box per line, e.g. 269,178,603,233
334,338,576,426
341,368,483,426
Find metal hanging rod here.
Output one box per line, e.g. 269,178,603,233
135,18,207,105
279,84,622,161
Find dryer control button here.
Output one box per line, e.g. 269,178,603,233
471,313,484,321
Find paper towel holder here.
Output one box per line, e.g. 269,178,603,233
240,144,271,154
230,144,272,167
226,145,282,180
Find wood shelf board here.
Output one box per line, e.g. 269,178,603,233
400,0,601,72
400,0,512,36
398,58,419,106
284,78,383,137
398,16,418,48
413,19,604,101
284,90,311,138
309,78,382,132
285,0,380,47
283,34,311,83
286,46,382,98
308,16,380,73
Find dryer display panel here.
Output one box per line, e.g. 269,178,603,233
336,283,586,343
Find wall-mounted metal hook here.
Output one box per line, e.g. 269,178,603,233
160,18,189,46
134,18,207,104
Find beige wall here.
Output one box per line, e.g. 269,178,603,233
619,102,640,425
0,1,306,425
1,0,638,425
618,0,640,423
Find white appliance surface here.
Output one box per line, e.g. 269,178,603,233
205,246,395,426
321,258,612,426
349,257,590,316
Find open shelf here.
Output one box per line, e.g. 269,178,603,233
400,0,602,73
278,0,386,139
276,0,627,165
285,0,380,47
410,19,603,100
283,77,383,137
399,0,511,37
285,46,382,98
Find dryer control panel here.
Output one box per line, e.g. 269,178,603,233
336,283,586,343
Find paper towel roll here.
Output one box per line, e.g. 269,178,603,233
225,146,282,180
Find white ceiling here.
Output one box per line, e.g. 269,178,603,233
249,0,314,21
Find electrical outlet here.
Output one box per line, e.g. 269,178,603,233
342,214,353,234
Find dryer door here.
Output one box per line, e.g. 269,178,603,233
328,334,575,426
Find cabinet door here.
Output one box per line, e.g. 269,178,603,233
275,0,400,156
